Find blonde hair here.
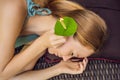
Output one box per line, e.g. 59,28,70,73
33,0,107,52
67,10,107,52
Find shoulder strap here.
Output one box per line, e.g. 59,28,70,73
26,0,52,16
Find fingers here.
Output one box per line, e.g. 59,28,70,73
50,35,65,41
42,29,66,48
81,57,88,70
51,38,66,48
49,33,66,48
72,58,88,73
58,59,89,75
84,58,88,69
67,61,84,74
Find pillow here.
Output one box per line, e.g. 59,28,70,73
72,0,120,60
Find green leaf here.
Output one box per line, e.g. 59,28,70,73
54,17,77,36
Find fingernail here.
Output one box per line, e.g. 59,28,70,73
85,58,88,63
85,57,87,61
83,59,85,62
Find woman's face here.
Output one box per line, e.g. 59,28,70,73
48,36,94,61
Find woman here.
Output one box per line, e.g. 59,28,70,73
0,0,107,79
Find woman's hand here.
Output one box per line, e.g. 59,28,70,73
39,30,66,48
57,58,88,74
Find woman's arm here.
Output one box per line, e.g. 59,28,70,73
0,2,66,79
10,63,61,80
17,41,46,73
0,0,30,78
0,0,47,79
10,58,88,80
0,33,47,80
0,0,27,74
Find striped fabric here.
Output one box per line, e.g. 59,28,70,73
34,55,120,80
15,46,120,80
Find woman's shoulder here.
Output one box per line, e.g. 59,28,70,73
0,0,27,12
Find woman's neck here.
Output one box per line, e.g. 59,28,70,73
20,15,57,36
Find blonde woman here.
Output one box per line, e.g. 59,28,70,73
0,0,107,79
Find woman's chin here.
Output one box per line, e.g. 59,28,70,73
48,50,58,56
48,51,54,55
48,48,52,53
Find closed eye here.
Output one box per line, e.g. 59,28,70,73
71,53,74,56
71,53,76,57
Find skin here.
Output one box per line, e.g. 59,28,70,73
48,36,94,61
23,14,94,60
0,0,94,79
23,12,94,61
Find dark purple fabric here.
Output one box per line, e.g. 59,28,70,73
72,0,120,60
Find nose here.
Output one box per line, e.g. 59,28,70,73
62,56,72,61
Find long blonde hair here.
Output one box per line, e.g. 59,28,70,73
33,0,107,52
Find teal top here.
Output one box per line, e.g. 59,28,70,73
15,0,52,48
26,0,51,16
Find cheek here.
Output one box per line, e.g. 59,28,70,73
48,41,73,56
59,44,70,52
48,43,71,55
77,49,93,58
58,42,73,55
